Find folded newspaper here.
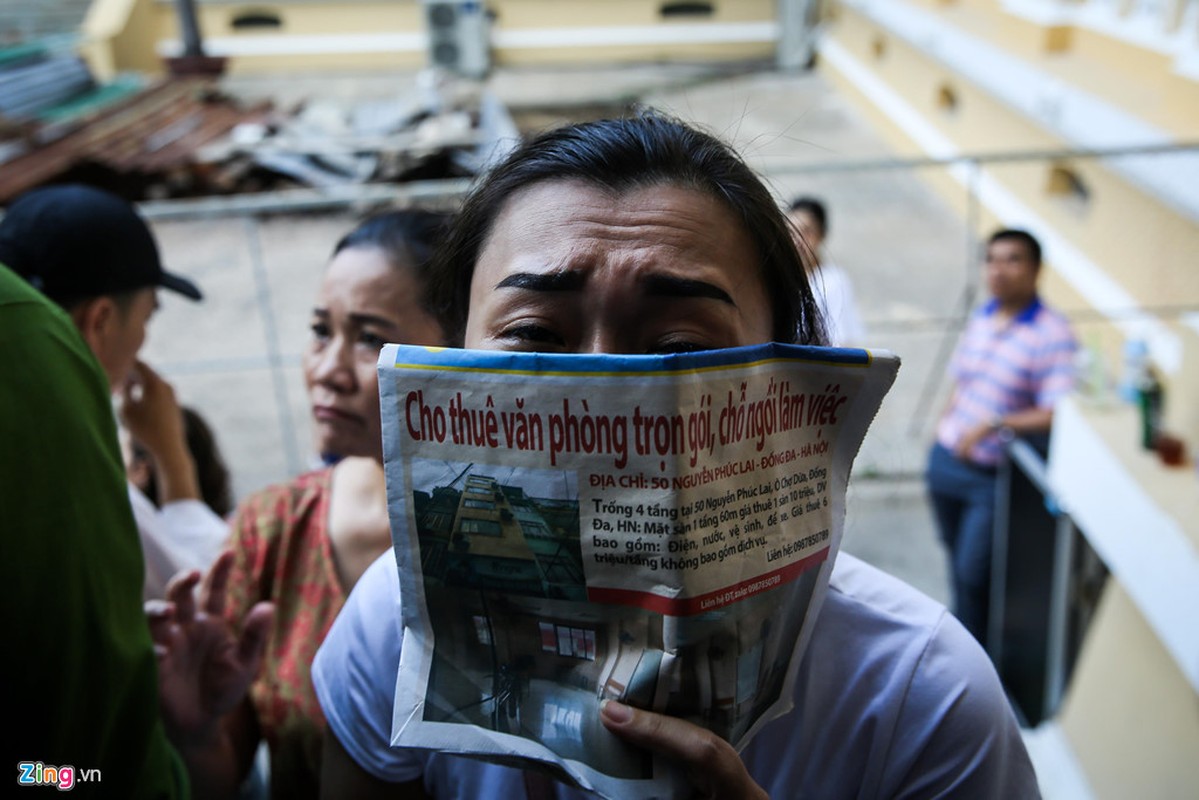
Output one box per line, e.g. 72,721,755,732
379,342,899,798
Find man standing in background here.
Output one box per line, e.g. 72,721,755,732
926,228,1077,643
787,196,867,347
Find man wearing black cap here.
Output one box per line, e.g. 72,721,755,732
0,185,270,797
0,182,202,385
0,183,230,600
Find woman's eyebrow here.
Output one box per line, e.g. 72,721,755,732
494,270,733,305
349,312,400,328
641,274,734,305
495,271,586,292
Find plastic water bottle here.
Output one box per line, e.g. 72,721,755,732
1138,366,1164,450
1075,336,1111,404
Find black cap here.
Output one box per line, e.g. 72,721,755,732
0,184,202,304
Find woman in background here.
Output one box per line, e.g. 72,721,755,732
154,209,450,798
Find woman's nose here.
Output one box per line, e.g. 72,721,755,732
580,320,633,355
312,339,356,392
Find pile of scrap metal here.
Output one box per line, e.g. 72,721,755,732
197,69,519,194
0,44,518,205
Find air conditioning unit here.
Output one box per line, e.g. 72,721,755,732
424,1,491,79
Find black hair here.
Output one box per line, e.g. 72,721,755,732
988,228,1042,269
333,209,454,338
427,113,827,347
137,406,233,518
61,288,141,317
788,196,828,238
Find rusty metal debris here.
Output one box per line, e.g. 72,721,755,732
1,41,516,205
0,74,274,203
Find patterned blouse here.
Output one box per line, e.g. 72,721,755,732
225,467,342,799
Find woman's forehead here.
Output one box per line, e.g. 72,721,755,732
478,179,758,270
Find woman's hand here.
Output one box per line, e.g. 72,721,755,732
600,700,768,800
119,360,200,503
147,550,274,746
120,361,185,462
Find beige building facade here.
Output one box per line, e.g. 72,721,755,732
818,1,1198,797
82,0,780,78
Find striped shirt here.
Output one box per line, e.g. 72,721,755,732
936,296,1077,466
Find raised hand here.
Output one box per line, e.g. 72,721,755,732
148,550,274,746
119,360,203,504
119,361,185,463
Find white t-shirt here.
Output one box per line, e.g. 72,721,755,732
312,551,1039,799
810,261,866,347
129,483,228,600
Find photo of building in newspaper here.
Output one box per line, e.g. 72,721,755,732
411,461,651,778
413,463,585,599
411,460,822,775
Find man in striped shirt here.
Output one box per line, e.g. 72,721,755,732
926,228,1077,644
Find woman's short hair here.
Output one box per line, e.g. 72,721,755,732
428,113,827,347
335,209,454,336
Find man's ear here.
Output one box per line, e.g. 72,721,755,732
69,295,118,356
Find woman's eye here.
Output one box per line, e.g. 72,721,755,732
652,340,708,355
357,331,388,350
499,324,565,348
310,321,331,340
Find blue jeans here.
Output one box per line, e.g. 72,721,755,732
925,443,996,643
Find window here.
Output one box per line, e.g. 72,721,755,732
231,10,282,30
659,2,714,18
520,520,550,538
464,498,495,510
542,702,583,739
541,623,596,660
871,35,887,60
936,83,959,114
460,518,501,536
1046,163,1091,215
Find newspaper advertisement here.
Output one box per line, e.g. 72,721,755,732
379,342,899,799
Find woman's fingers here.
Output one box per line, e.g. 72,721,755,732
165,569,202,624
199,550,236,617
599,701,767,800
145,599,177,644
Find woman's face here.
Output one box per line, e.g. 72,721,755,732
304,246,444,461
464,180,773,354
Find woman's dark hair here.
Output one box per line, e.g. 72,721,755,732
138,406,233,517
428,113,827,347
788,196,828,238
334,209,454,338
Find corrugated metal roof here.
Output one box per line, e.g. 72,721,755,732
0,79,271,202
